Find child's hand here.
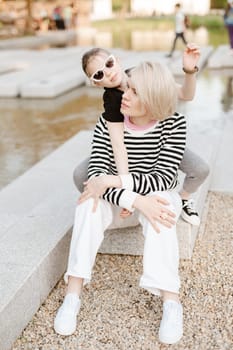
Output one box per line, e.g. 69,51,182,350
120,208,132,218
78,176,107,212
183,43,200,70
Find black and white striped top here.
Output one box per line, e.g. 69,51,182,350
88,113,186,210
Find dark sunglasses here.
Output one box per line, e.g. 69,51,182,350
90,55,116,82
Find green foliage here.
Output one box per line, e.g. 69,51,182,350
112,0,130,12
189,14,225,29
210,0,226,9
93,14,225,31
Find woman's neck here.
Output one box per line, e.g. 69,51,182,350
129,115,155,126
126,115,157,130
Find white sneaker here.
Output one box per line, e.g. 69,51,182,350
181,199,200,226
54,293,81,336
159,300,183,344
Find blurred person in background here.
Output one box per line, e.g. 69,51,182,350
224,0,233,53
167,3,188,58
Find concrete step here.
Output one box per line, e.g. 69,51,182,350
0,30,78,50
0,46,213,98
0,47,87,97
120,46,213,77
210,113,233,192
0,130,92,350
207,45,233,70
20,67,85,98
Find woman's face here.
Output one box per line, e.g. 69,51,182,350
87,53,123,88
120,78,148,119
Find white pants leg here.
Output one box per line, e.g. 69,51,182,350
64,198,113,284
139,191,182,296
65,191,181,297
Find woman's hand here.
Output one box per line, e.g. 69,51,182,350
120,208,132,218
78,176,107,212
183,43,200,70
133,194,176,233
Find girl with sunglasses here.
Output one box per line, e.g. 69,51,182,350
73,45,209,224
54,61,186,344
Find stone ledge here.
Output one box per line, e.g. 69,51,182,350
207,45,233,69
0,130,92,350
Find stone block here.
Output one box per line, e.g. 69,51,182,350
207,45,233,69
20,69,85,98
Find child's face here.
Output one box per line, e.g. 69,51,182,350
87,53,123,88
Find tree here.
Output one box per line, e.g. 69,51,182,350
24,0,35,34
210,0,226,9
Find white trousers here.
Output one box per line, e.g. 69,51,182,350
65,191,182,296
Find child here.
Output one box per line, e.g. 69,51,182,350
82,49,129,175
74,45,209,225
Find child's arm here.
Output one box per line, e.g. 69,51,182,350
177,43,200,101
107,121,128,174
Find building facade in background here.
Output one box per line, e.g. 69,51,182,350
91,0,112,20
130,0,211,16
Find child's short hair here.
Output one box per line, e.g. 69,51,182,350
82,48,111,76
129,61,178,121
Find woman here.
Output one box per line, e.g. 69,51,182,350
224,0,233,52
54,61,186,345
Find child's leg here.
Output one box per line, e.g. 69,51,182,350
179,147,209,225
73,157,90,192
180,148,209,195
107,121,128,175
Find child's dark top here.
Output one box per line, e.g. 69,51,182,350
102,88,124,123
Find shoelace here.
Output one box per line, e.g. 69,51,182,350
183,199,197,214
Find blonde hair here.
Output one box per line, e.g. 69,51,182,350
129,61,178,121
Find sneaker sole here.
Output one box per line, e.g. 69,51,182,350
54,324,76,336
159,331,183,345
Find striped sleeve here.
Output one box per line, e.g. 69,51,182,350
87,117,111,178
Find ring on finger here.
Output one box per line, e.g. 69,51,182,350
160,212,168,220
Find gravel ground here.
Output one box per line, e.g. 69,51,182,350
12,191,233,350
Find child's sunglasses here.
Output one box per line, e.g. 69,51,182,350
90,55,116,82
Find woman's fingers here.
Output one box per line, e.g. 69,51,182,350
155,196,169,205
92,197,99,212
120,208,132,218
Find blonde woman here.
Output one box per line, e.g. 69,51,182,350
54,61,186,345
